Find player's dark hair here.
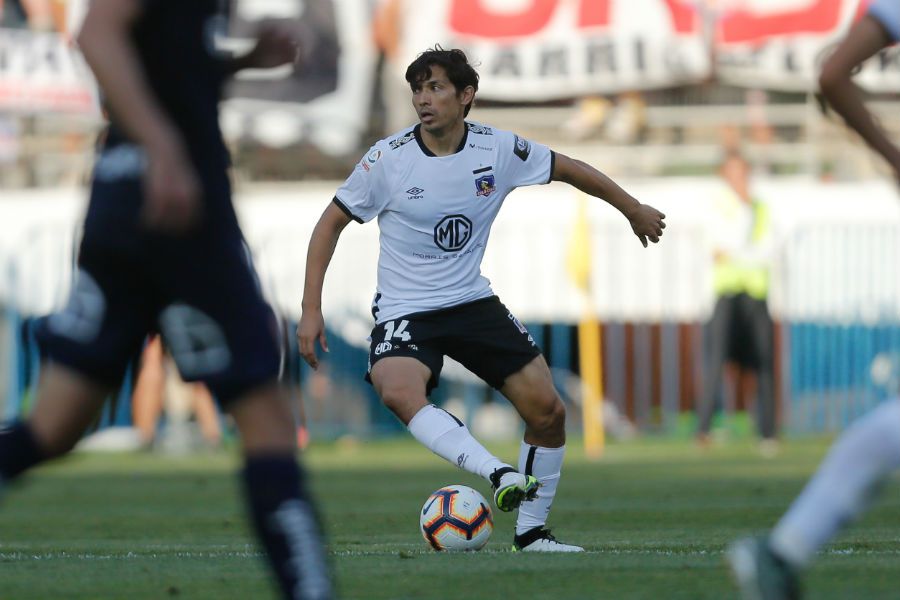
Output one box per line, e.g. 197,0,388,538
405,46,479,117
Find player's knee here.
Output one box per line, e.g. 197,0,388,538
40,431,81,459
378,382,424,416
527,395,566,437
227,382,297,453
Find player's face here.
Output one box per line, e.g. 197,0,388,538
411,65,468,134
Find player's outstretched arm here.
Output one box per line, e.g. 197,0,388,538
819,15,900,181
552,152,666,247
225,22,305,74
297,202,353,369
77,0,200,233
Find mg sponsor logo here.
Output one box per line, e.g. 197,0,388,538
434,214,473,252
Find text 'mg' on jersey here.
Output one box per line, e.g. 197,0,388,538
334,122,554,324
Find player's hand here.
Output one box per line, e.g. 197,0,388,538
246,22,303,70
142,139,202,234
297,308,329,370
626,203,666,248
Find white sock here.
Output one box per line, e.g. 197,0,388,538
770,397,900,568
407,404,508,480
516,442,566,535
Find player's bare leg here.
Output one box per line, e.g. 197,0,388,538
27,364,113,457
370,356,432,425
131,336,166,447
372,356,535,511
228,382,332,600
0,364,110,492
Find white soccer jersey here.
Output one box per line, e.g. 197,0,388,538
334,121,554,324
869,0,900,42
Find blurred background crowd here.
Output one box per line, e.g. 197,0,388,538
1,0,898,452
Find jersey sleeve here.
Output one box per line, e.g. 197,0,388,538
869,0,900,42
333,144,391,224
496,129,554,188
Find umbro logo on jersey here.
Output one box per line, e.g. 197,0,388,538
389,131,415,149
466,123,493,135
406,187,424,199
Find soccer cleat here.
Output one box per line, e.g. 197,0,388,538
489,467,539,512
728,536,801,600
512,526,584,553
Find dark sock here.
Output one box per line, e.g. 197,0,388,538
243,455,332,600
0,421,46,481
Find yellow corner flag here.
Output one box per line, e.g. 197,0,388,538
566,196,604,459
566,196,592,294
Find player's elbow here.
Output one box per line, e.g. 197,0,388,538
75,23,94,57
817,60,846,96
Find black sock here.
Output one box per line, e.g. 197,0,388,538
0,421,46,482
243,455,332,600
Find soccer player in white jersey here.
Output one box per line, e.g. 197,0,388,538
729,1,900,597
297,47,666,552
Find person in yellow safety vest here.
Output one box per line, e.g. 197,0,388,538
696,150,777,455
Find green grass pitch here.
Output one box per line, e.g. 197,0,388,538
1,437,899,599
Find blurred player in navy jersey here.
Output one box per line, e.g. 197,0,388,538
729,1,900,598
297,47,665,553
0,1,332,598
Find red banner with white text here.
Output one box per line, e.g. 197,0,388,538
396,0,900,98
714,0,900,92
397,0,710,101
0,28,99,115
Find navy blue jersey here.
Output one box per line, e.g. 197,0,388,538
39,0,282,402
104,0,230,174
89,0,237,236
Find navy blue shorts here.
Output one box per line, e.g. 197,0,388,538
38,173,280,406
365,296,542,395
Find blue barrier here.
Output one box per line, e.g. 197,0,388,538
7,310,898,438
788,322,900,433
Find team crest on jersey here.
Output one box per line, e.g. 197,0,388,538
475,174,496,197
389,131,415,149
466,123,493,135
513,135,531,161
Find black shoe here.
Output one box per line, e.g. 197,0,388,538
729,536,801,600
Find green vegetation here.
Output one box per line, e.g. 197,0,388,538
1,437,899,599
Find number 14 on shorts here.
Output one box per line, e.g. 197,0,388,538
384,320,412,342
